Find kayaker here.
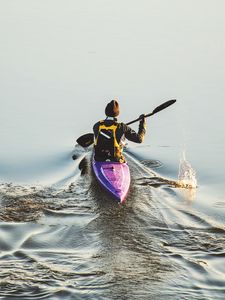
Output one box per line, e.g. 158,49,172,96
93,100,146,163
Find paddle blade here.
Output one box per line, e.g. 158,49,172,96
151,99,176,115
76,133,94,147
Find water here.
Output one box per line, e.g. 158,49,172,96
1,1,225,299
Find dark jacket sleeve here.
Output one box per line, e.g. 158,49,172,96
121,122,146,143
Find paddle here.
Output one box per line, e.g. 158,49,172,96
76,99,176,147
76,133,95,148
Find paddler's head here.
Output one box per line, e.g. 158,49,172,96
105,100,120,117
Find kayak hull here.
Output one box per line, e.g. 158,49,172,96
92,159,131,203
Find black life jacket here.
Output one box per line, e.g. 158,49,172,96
94,120,122,161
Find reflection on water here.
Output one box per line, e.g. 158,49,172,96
0,147,225,299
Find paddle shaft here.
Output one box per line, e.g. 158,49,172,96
126,112,154,126
126,99,176,125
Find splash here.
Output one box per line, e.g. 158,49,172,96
178,151,197,189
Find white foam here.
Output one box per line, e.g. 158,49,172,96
178,151,197,188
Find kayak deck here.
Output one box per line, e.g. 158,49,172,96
92,160,130,203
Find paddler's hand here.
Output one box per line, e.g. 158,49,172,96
139,114,147,130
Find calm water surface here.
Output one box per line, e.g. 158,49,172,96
1,1,225,299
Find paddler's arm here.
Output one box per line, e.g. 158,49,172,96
122,115,147,143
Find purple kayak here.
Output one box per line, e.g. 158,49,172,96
92,158,131,203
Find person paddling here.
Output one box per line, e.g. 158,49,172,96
93,100,146,163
